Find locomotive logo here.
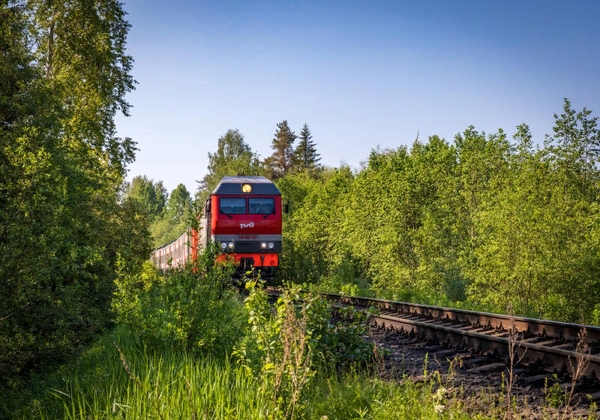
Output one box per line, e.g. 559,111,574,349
240,222,255,229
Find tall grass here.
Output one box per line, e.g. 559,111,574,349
3,327,269,420
2,325,498,419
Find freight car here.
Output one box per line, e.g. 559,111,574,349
150,176,283,279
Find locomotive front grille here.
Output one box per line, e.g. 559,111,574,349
228,241,282,253
235,242,258,252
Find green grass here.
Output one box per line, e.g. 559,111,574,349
2,327,269,419
2,327,493,420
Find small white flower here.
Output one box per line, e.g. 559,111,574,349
434,404,444,415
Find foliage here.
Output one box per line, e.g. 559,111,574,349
1,327,272,420
235,283,375,382
197,128,263,203
2,326,497,420
308,259,374,297
125,175,168,219
277,166,354,286
167,183,192,222
0,0,149,387
233,282,376,417
126,177,194,248
264,120,297,181
468,106,600,320
293,123,321,172
147,182,194,248
278,100,600,324
148,214,190,248
113,245,245,356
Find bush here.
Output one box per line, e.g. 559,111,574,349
234,282,376,417
112,244,245,356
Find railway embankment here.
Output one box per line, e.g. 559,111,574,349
266,287,600,418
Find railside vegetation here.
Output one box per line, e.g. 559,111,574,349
3,248,494,419
276,102,600,325
0,0,151,387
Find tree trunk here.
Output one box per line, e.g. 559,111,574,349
46,20,55,78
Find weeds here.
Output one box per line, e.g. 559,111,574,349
561,320,591,420
280,299,312,419
505,303,527,419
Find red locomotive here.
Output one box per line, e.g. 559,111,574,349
151,176,283,279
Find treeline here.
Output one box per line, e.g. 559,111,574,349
0,1,150,386
147,100,600,324
197,121,321,202
140,121,322,244
125,176,193,247
278,99,600,324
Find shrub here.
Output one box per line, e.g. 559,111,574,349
234,282,376,417
112,243,245,356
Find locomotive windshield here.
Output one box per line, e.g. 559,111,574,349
249,197,275,214
220,197,246,214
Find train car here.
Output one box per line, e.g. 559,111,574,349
151,228,195,270
150,176,282,279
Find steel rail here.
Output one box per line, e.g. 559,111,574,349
263,288,600,379
320,293,600,342
318,292,600,379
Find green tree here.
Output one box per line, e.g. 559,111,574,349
293,123,321,172
148,183,193,248
264,120,296,180
154,181,168,214
30,0,137,178
126,175,168,218
0,0,149,386
167,183,192,221
197,129,262,202
468,109,600,321
545,98,600,197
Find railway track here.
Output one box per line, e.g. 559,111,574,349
264,287,600,384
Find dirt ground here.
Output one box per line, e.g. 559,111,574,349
368,326,600,419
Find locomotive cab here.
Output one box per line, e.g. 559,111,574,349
201,176,282,279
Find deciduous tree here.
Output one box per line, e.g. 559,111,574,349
197,129,262,202
126,175,168,218
0,0,149,385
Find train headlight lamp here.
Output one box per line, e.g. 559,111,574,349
268,242,275,249
228,242,234,249
220,242,227,250
242,184,252,193
261,242,267,249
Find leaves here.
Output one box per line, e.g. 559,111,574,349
113,245,243,356
0,0,148,385
280,102,600,323
197,129,263,203
264,120,297,181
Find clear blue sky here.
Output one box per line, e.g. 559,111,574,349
115,0,600,194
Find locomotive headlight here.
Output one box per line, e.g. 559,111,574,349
268,242,275,249
228,242,234,249
261,242,267,249
220,242,227,250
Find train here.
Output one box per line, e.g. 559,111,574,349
150,176,283,279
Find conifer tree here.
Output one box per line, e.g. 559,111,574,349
294,123,321,171
264,120,296,180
